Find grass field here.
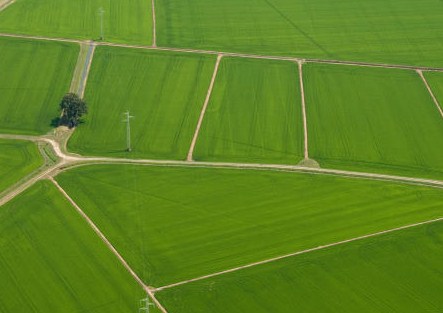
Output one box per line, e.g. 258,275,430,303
0,180,146,312
156,0,443,67
424,71,443,111
56,164,443,287
0,139,43,193
304,64,443,180
0,37,78,135
157,221,443,313
0,0,152,45
194,57,303,164
68,47,216,160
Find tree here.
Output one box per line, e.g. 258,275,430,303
59,93,87,128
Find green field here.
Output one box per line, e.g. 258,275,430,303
304,64,443,179
0,0,152,45
0,37,78,135
68,47,216,159
194,57,303,164
0,139,43,193
157,0,443,67
0,180,145,312
424,71,443,110
157,221,443,313
56,164,443,286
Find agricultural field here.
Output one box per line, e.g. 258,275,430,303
304,64,443,180
156,0,443,67
194,57,303,164
1,0,443,312
68,46,216,160
157,221,443,313
0,0,152,45
0,37,77,135
56,164,443,287
424,71,443,109
0,139,43,193
0,180,146,312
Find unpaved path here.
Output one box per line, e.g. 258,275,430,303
1,32,443,73
50,178,168,313
298,60,309,160
155,215,443,292
417,70,443,118
187,54,223,161
0,0,15,12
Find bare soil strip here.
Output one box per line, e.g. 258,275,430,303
155,215,443,292
186,54,223,161
50,178,169,313
69,43,89,93
0,0,15,12
1,32,443,73
151,0,157,47
77,43,95,98
417,70,443,119
298,60,309,160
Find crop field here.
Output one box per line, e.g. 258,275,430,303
424,71,443,108
0,139,43,193
0,37,77,135
0,0,152,45
2,0,443,312
304,64,443,180
156,0,443,67
0,180,146,312
157,221,443,313
194,57,303,164
68,46,216,160
56,164,443,287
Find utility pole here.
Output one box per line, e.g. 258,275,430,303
98,7,105,40
123,111,134,152
139,296,155,313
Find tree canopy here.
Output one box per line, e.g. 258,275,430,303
59,93,87,128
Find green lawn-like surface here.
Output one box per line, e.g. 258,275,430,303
424,71,443,112
157,221,443,313
0,139,43,193
0,37,77,135
194,57,303,164
0,0,152,45
0,180,145,312
304,64,443,180
68,47,216,159
56,164,443,286
157,0,443,67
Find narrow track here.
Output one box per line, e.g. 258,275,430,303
50,178,168,313
1,32,443,73
155,215,443,292
417,70,443,119
187,54,223,161
0,0,15,12
298,60,309,160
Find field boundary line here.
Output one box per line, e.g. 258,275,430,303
151,0,157,47
154,215,443,292
417,70,443,119
298,60,309,160
0,0,15,12
1,32,443,73
1,134,443,191
49,178,169,313
187,54,223,161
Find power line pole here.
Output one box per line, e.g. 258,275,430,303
123,111,134,152
139,296,155,313
98,7,105,40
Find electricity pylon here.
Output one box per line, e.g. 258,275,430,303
123,111,134,152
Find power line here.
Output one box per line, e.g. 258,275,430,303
98,7,105,40
123,111,134,152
